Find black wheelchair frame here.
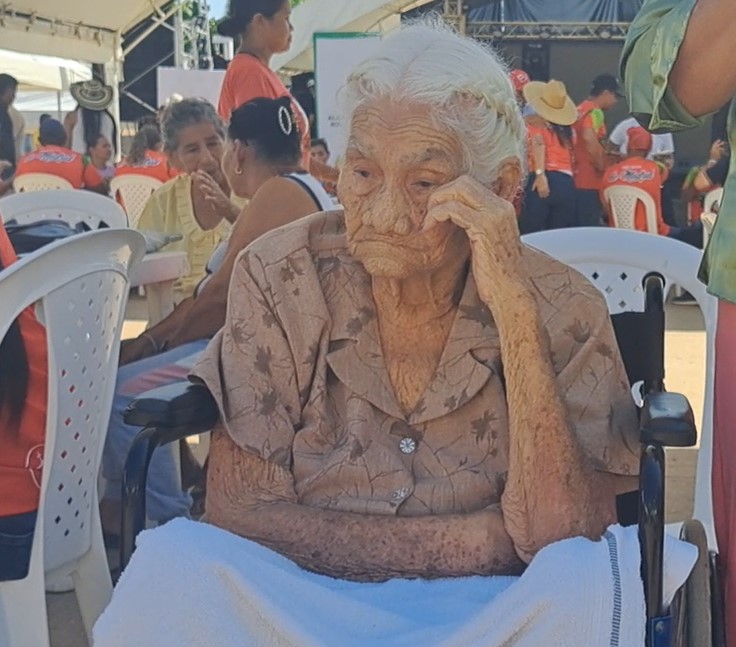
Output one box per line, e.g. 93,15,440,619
119,274,723,647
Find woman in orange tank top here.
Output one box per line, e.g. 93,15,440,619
518,80,579,235
0,220,48,581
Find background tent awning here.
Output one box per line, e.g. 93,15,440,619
0,48,91,92
0,1,169,63
273,0,435,73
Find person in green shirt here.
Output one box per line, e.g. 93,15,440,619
622,1,736,641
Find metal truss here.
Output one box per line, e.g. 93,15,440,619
467,21,630,42
443,0,466,33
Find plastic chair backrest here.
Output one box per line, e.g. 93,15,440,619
604,185,659,234
704,188,724,215
0,230,144,645
13,173,74,192
701,212,717,249
0,189,128,229
110,175,163,228
0,230,144,571
522,227,717,547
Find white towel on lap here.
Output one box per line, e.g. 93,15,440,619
94,519,696,647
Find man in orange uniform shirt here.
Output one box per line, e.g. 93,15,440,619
573,74,622,227
15,119,105,192
601,126,702,247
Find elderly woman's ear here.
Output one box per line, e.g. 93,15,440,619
492,158,523,202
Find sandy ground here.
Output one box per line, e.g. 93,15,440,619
45,298,709,646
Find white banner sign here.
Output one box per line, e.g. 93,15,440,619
315,33,382,164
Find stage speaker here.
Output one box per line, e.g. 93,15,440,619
522,42,550,82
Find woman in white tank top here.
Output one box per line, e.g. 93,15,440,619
64,80,118,156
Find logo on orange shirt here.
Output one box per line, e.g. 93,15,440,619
608,168,656,184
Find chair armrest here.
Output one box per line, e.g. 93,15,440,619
640,391,697,448
123,381,218,430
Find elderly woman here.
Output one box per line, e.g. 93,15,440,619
191,23,640,581
135,98,234,303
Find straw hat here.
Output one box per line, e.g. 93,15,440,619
523,80,577,126
70,79,114,111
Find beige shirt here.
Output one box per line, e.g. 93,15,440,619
194,210,639,517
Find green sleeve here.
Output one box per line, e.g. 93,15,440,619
620,0,704,133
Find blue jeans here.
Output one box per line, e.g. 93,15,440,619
0,511,36,581
519,172,577,234
668,221,704,249
575,188,605,227
102,340,210,522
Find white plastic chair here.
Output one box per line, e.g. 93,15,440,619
523,227,718,549
0,189,128,229
701,212,717,249
704,188,724,216
0,229,146,647
13,173,74,193
603,185,659,234
110,175,163,228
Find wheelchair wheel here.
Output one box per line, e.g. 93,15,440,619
679,519,712,647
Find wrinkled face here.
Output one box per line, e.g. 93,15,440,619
311,144,329,165
261,1,293,55
172,122,225,179
339,98,470,280
91,136,113,163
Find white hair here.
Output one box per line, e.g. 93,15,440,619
341,19,526,183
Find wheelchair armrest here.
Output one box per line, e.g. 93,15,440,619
640,391,697,448
123,381,219,430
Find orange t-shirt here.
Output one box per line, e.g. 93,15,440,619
0,220,48,517
218,53,311,167
15,145,104,190
573,99,607,191
116,151,178,184
601,158,670,236
527,125,574,175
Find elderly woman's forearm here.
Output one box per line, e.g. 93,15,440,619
208,501,523,581
494,289,614,557
669,0,736,116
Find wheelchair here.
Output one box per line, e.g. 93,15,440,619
119,274,725,647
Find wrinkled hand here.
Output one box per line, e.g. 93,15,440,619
191,171,238,228
119,336,157,366
424,176,526,308
0,160,12,174
532,174,550,198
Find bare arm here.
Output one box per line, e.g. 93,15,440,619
206,431,524,581
166,177,323,347
582,128,605,172
670,0,736,116
426,176,637,563
494,280,623,560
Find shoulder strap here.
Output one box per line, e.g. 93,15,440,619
281,173,321,210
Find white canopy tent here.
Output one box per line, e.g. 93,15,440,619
0,0,174,154
273,0,435,73
0,48,91,92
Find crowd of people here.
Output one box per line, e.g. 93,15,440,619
4,0,736,643
513,68,726,257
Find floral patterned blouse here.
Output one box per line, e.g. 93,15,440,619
193,210,639,517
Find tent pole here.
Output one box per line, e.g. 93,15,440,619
106,37,124,161
57,92,62,120
123,1,185,57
